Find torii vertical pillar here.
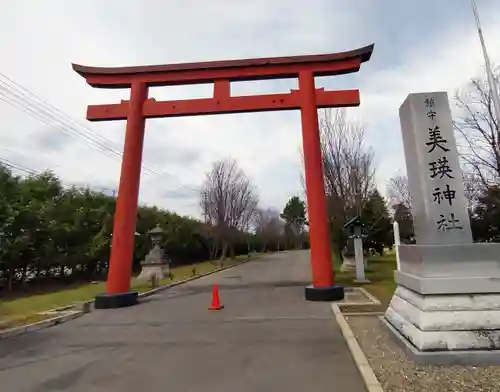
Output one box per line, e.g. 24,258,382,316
94,82,148,309
299,71,343,301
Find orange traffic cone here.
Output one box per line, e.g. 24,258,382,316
208,283,224,311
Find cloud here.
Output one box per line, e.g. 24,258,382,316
1,0,499,219
355,1,500,194
33,125,76,151
161,187,199,201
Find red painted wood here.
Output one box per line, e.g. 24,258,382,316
298,71,334,287
79,58,362,88
72,44,373,87
106,81,148,294
73,44,374,296
86,89,360,121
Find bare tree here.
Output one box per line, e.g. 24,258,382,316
462,171,486,210
200,159,258,260
454,67,500,191
254,208,285,251
319,108,375,216
387,175,411,209
296,109,375,253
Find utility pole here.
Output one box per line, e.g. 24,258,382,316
471,0,500,137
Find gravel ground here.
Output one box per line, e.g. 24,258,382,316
346,316,500,392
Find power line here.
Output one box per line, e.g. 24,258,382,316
0,155,114,194
0,72,165,176
0,147,62,171
0,157,38,176
0,149,199,202
0,72,202,198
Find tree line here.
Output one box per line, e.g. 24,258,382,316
0,161,309,294
199,158,310,258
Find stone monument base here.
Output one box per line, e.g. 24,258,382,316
386,286,500,351
340,257,356,272
381,315,500,365
137,263,166,282
384,243,500,365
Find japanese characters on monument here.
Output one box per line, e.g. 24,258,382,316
399,92,473,245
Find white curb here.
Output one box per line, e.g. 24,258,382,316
0,311,83,340
331,304,384,392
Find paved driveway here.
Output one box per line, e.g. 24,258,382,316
0,250,366,392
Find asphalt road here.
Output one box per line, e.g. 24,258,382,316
0,250,366,392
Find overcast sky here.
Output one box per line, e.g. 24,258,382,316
1,0,499,219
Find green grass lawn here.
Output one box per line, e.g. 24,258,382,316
333,250,397,311
0,250,394,328
0,254,253,329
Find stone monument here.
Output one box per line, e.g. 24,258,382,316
137,225,169,284
384,92,500,364
353,232,369,283
341,217,369,282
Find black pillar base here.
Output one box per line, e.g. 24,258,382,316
304,284,345,302
94,291,138,309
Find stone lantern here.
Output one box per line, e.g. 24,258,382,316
137,224,168,285
340,216,369,283
341,216,359,272
148,225,164,246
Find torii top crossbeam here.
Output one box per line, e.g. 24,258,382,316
73,44,373,87
72,44,373,121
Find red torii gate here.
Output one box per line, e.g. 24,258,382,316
73,44,374,309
